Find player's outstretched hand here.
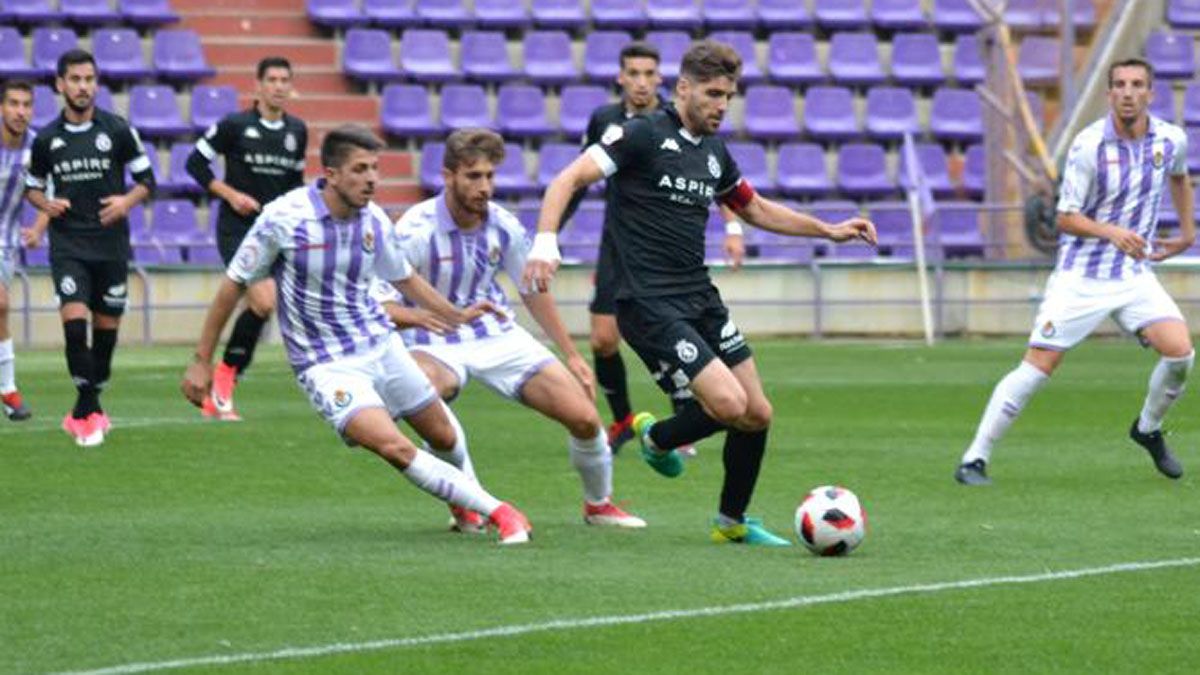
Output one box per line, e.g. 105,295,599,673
99,195,132,226
826,218,878,246
20,228,42,248
1107,226,1147,260
723,233,745,271
229,191,262,218
395,307,452,334
43,198,70,219
181,360,213,408
565,352,596,401
459,300,505,324
522,258,560,294
1150,236,1194,261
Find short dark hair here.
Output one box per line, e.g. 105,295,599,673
619,41,660,68
257,56,292,80
442,128,506,171
56,49,96,78
679,40,741,84
321,124,383,168
1107,58,1154,89
0,79,34,102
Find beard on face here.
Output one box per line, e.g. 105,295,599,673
65,93,92,114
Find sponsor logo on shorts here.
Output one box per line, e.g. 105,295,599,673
671,369,690,389
59,275,77,296
1041,320,1056,338
675,338,699,364
718,320,746,352
332,389,353,409
95,132,112,152
103,283,127,307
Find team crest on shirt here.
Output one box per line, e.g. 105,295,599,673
332,389,353,409
1154,150,1164,168
236,241,261,270
707,153,721,179
488,245,502,265
95,133,111,152
284,132,297,153
1040,321,1056,338
675,338,699,364
361,229,376,254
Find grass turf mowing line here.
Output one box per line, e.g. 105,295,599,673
54,557,1200,675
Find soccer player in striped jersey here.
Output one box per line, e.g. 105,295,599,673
956,58,1195,485
181,125,532,544
0,80,39,421
374,129,645,530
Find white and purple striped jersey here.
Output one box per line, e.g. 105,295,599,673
0,130,34,255
226,181,413,373
1056,114,1188,280
373,194,531,346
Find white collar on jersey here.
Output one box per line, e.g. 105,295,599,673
63,120,94,133
678,126,703,146
258,117,285,131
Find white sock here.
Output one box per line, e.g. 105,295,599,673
1138,351,1194,433
402,450,502,515
962,361,1049,465
425,402,478,483
569,427,612,505
0,338,14,394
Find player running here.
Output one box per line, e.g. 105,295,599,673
0,80,38,421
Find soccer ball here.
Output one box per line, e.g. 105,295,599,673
794,485,867,556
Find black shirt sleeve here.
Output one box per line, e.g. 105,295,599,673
118,122,156,194
592,116,653,176
287,121,307,191
24,133,51,192
714,142,743,196
187,116,238,191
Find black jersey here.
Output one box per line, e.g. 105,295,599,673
588,103,742,299
186,108,306,237
25,108,155,262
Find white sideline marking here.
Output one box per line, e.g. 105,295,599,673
54,557,1200,675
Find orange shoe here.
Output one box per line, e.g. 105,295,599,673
607,413,635,454
448,504,487,534
90,411,111,433
2,390,31,421
489,503,532,545
584,500,647,528
61,413,103,447
202,363,242,421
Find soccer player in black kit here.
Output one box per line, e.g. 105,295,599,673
24,49,156,446
562,41,744,456
186,56,307,420
526,42,876,546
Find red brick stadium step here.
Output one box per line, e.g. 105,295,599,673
236,93,377,122
181,12,322,39
173,0,308,11
207,68,352,96
303,149,413,178
203,38,338,68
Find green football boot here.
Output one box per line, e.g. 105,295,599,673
633,412,684,478
710,517,793,547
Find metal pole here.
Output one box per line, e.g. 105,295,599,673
1061,0,1077,113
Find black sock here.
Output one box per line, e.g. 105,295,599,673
594,350,631,422
91,326,118,394
64,319,97,419
649,399,726,449
719,428,769,522
222,308,267,374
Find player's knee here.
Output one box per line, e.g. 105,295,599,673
0,294,9,314
373,436,418,468
563,407,602,439
706,390,749,426
249,295,275,317
589,331,620,356
424,421,457,452
739,398,773,431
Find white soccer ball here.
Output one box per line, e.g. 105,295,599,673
794,485,867,556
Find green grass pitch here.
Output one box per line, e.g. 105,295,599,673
3,339,1199,674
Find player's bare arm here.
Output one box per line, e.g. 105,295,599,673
182,276,245,407
521,290,596,399
380,301,452,334
1152,173,1196,261
24,189,70,219
523,153,607,292
735,193,878,246
20,211,50,248
392,273,503,326
99,182,151,227
208,179,262,217
1058,211,1147,259
718,203,745,270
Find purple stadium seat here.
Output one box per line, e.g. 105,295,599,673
777,142,833,198
306,0,364,29
592,0,648,30
828,32,887,86
1004,0,1043,31
530,0,588,31
898,141,955,198
95,85,115,113
584,31,632,82
342,28,402,82
704,0,758,31
439,84,491,130
803,85,859,141
129,85,189,139
4,0,62,24
647,0,702,30
929,87,983,142
1144,31,1196,80
153,29,215,81
814,0,869,30
932,0,984,33
93,28,153,82
163,142,209,195
646,30,690,83
952,34,986,86
494,143,535,197
1150,86,1177,123
727,142,773,193
560,200,603,263
743,85,798,140
401,29,457,83
118,0,179,27
474,0,530,29
558,84,609,138
416,0,472,29
891,33,945,87
150,199,198,250
866,201,915,257
190,85,238,132
420,142,445,192
32,27,79,79
0,27,33,79
461,31,517,82
872,0,926,30
837,143,895,199
757,0,813,29
496,84,553,138
767,32,823,85
1182,82,1200,125
537,142,578,188
62,0,121,26
748,226,815,263
865,87,919,140
1017,36,1060,85
31,84,57,129
1188,127,1200,173
962,143,985,199
381,84,439,137
934,203,986,257
1169,0,1200,29
523,31,577,85
363,0,420,29
515,198,540,233
708,31,764,85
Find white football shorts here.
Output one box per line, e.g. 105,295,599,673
1028,271,1185,351
409,325,557,400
